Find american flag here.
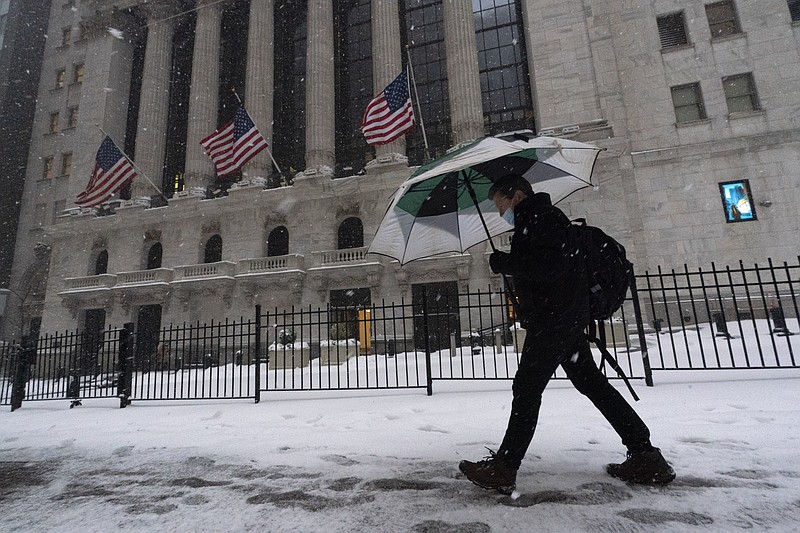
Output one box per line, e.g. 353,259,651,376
361,70,415,145
75,136,137,208
200,107,268,177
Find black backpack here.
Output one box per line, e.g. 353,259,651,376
570,219,639,401
570,219,633,321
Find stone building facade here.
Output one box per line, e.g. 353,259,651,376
5,0,800,341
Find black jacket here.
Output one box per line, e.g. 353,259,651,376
490,193,589,330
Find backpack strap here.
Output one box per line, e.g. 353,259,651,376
587,319,640,402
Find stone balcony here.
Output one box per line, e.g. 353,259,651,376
236,254,306,302
58,273,117,312
114,268,174,307
307,246,384,297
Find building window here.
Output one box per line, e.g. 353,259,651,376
67,106,79,128
337,217,363,249
77,22,87,41
204,234,223,263
146,243,163,269
56,68,66,88
706,1,741,39
43,156,54,179
671,83,706,123
49,112,60,133
334,0,372,177
62,27,72,46
94,250,109,275
476,0,534,135
74,63,84,83
53,200,65,222
657,12,690,48
34,203,47,226
273,3,307,175
719,180,757,223
400,0,452,165
722,73,760,114
0,0,9,50
267,226,289,257
790,0,800,22
61,152,72,177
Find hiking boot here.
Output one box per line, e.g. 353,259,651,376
606,448,676,485
459,449,517,495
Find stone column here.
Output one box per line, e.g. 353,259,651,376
132,4,177,199
69,11,135,204
184,0,222,191
443,0,484,144
370,0,406,162
303,0,335,175
243,0,275,180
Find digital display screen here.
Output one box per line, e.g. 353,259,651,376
719,180,757,223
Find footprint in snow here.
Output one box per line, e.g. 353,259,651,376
417,424,449,434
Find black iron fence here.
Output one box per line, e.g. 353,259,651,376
2,258,798,409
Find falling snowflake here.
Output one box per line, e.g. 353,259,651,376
107,28,124,40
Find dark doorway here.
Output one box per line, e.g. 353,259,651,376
267,226,289,256
329,288,371,339
204,234,223,263
136,304,162,370
81,309,106,373
146,242,163,269
337,217,363,249
412,281,461,352
94,250,108,275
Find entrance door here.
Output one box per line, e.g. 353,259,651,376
136,304,162,370
412,281,461,352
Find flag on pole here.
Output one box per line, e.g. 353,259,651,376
361,70,415,145
75,136,137,208
200,107,268,177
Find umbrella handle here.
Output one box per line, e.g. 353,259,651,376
464,177,497,252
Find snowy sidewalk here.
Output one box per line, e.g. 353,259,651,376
2,371,800,532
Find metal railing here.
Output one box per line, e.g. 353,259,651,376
3,258,798,409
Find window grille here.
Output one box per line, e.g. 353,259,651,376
722,73,760,113
789,0,800,22
706,1,741,39
657,12,689,48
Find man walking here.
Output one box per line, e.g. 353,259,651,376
459,174,675,495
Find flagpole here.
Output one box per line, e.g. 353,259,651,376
232,87,284,177
96,125,165,199
405,46,431,161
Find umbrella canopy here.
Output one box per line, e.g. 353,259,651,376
368,136,603,265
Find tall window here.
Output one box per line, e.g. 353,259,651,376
56,68,66,88
706,1,741,39
671,83,706,123
146,243,163,269
401,0,451,165
657,12,690,49
61,152,73,176
43,156,53,179
74,63,84,83
204,235,223,263
722,73,760,114
273,1,307,175
267,226,289,257
67,106,79,128
790,0,800,22
338,217,363,249
475,0,533,135
62,27,72,46
49,112,59,133
94,250,109,275
334,0,372,177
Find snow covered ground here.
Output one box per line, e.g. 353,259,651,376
2,368,800,532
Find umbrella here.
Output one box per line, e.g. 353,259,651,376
368,135,603,265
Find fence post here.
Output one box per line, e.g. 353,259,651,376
254,305,261,404
117,323,134,408
629,269,654,387
10,334,34,412
422,287,433,396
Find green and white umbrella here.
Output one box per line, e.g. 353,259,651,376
368,136,603,265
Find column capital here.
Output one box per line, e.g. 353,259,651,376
139,0,183,22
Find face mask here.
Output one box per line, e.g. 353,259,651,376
501,208,515,226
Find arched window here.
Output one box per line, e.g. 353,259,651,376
204,234,223,263
337,217,363,249
94,250,108,275
146,242,163,269
267,226,289,257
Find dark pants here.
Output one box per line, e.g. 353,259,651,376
497,327,651,470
